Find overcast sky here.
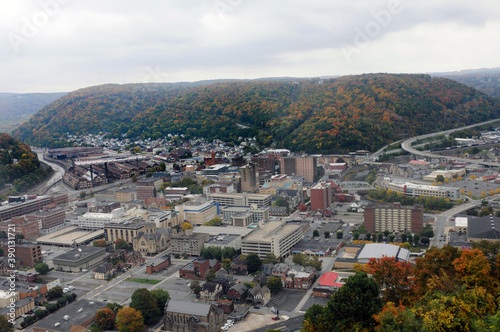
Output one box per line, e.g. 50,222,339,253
1,0,499,93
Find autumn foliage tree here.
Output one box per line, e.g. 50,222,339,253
95,308,115,331
115,238,129,250
452,248,493,290
368,256,414,305
116,307,145,332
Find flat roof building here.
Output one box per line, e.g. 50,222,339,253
364,202,423,234
205,234,242,250
383,178,460,200
53,246,107,272
241,220,309,258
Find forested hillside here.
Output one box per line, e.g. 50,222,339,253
13,74,500,153
0,133,52,192
0,92,67,133
433,68,500,99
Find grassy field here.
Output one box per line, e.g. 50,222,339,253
126,277,161,285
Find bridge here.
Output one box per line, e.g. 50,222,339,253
339,181,375,190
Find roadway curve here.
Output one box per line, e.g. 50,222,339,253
401,118,500,167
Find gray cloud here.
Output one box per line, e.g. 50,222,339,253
0,0,499,92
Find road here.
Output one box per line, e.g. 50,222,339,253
252,315,305,332
401,117,500,167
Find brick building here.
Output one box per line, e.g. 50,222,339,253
0,215,40,239
1,242,42,268
364,203,423,234
310,182,334,211
178,259,220,280
135,179,162,200
280,156,317,183
146,255,171,274
26,205,66,231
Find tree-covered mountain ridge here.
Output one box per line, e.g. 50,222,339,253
0,133,52,193
12,73,500,153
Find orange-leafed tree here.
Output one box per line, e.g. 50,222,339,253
95,308,115,331
452,248,493,289
116,307,145,332
413,245,461,297
367,256,414,305
93,239,107,247
298,203,308,212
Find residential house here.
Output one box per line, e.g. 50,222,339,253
226,284,248,303
216,299,234,314
271,263,290,277
230,257,248,276
127,251,146,266
250,286,271,305
93,263,116,280
200,282,224,302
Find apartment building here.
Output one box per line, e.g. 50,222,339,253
364,203,423,234
175,199,219,226
240,163,259,193
280,156,317,183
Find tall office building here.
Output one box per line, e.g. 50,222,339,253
280,156,317,183
240,163,259,193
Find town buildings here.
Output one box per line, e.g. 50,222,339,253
171,229,210,256
241,220,309,258
164,300,224,332
364,203,424,234
279,156,317,183
240,163,259,192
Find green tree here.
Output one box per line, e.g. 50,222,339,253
378,233,384,243
302,304,327,332
23,316,34,325
106,302,123,315
65,294,74,303
115,238,129,250
324,231,331,239
222,258,232,272
205,268,216,282
366,232,372,241
35,263,49,275
116,307,145,332
336,231,343,239
79,191,86,199
246,254,263,274
263,253,278,264
57,297,67,307
267,275,283,293
325,272,382,331
422,226,435,239
151,289,170,313
46,303,58,313
0,316,14,332
34,309,47,319
48,286,63,300
130,288,161,324
313,229,320,237
435,175,445,182
190,281,201,298
131,175,138,183
95,308,116,331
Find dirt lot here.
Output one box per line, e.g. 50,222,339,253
234,313,289,332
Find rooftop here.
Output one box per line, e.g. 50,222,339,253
358,243,410,262
243,221,306,243
165,300,212,316
206,234,240,246
33,299,107,332
53,246,106,263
